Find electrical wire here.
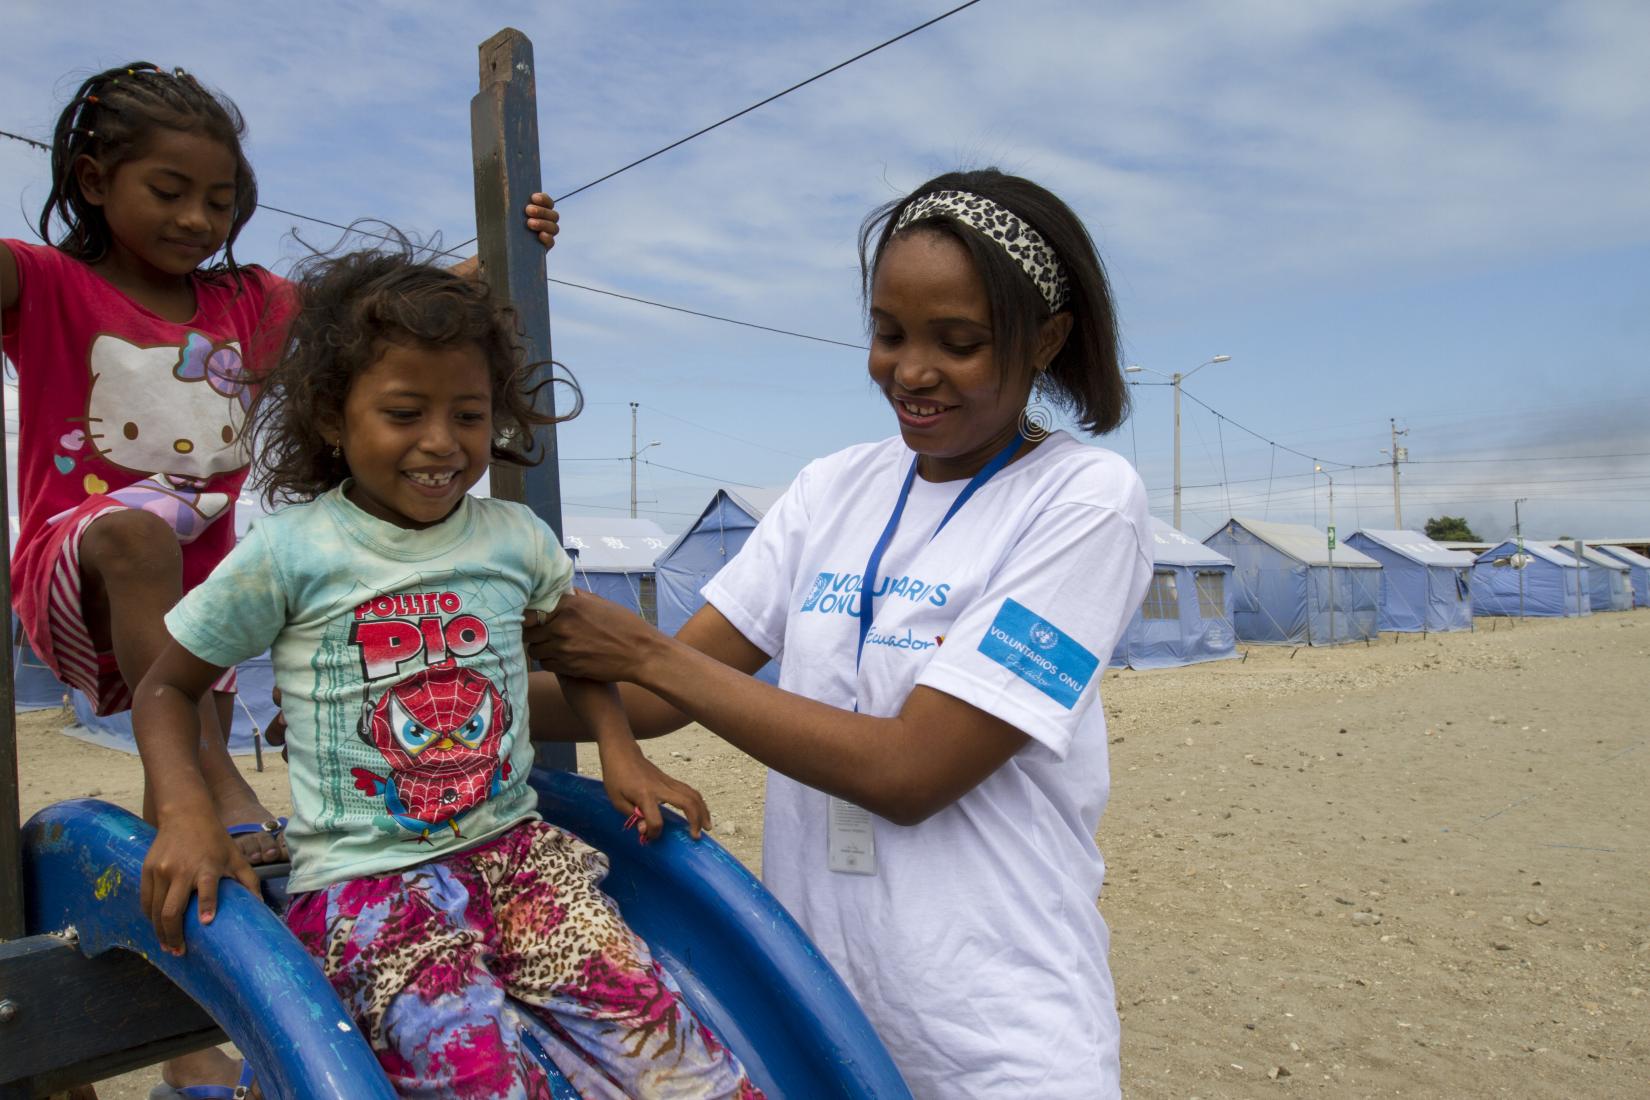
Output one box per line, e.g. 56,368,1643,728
563,497,702,518
1177,386,1362,469
441,0,990,251
550,0,987,204
549,277,864,349
638,404,810,459
641,457,766,490
0,129,49,152
247,205,866,347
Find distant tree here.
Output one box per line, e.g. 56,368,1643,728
1557,534,1573,541
1424,515,1479,542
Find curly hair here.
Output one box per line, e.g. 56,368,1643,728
39,62,257,284
249,232,579,506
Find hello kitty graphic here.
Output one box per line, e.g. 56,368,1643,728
50,332,253,542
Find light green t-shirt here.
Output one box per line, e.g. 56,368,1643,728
166,485,572,893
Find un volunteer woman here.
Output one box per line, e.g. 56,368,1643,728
527,169,1151,1098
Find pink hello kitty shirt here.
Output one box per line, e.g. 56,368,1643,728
1,240,292,643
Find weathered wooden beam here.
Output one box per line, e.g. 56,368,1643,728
0,321,22,941
0,937,223,1094
471,28,562,529
471,28,574,773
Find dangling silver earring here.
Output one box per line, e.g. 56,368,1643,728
332,443,341,458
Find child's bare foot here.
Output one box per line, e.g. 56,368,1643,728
214,792,288,866
153,1046,244,1098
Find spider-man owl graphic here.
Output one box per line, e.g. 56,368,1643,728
351,661,513,843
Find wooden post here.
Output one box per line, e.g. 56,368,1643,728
471,29,574,773
0,333,23,940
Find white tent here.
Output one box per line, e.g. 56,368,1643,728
562,517,671,624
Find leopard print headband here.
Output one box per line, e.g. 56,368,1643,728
895,189,1070,310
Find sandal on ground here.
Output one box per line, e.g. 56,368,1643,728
147,1059,255,1100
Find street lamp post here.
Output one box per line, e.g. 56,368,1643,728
1125,355,1231,529
1316,464,1336,644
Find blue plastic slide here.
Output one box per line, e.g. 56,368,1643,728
23,770,911,1099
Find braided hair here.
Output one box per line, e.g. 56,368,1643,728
37,62,257,283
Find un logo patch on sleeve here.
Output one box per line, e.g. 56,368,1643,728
977,598,1098,709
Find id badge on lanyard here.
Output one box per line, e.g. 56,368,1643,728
828,432,1025,876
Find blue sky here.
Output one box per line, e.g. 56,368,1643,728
4,0,1647,543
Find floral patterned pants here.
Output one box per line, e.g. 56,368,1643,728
285,820,764,1100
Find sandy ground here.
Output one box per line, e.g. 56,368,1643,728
13,610,1649,1098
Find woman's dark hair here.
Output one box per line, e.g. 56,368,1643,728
38,62,257,282
250,230,579,506
859,168,1127,435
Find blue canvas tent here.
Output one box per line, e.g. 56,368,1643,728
1548,542,1632,612
62,650,276,756
1111,518,1237,669
1595,544,1650,607
12,614,72,711
654,488,785,684
1471,541,1588,617
9,503,279,752
1344,529,1475,633
563,517,671,624
1203,517,1381,645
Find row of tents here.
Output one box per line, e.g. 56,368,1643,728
16,496,1648,739
565,495,1649,674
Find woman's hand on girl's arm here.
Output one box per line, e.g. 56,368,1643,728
532,597,1028,825
133,641,261,955
523,590,770,741
558,673,711,840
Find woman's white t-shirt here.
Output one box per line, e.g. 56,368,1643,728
703,430,1152,1099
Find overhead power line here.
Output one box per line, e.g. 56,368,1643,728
1409,452,1650,466
638,404,810,460
249,207,866,348
551,0,987,204
549,277,863,349
641,457,767,490
442,0,988,253
563,497,701,518
0,129,49,152
1173,385,1363,470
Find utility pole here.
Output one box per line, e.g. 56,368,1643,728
1514,497,1527,620
1317,464,1336,644
1382,419,1408,528
1574,538,1587,616
1124,355,1231,530
1172,370,1183,529
627,402,661,519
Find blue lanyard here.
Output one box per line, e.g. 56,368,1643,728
855,433,1025,668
